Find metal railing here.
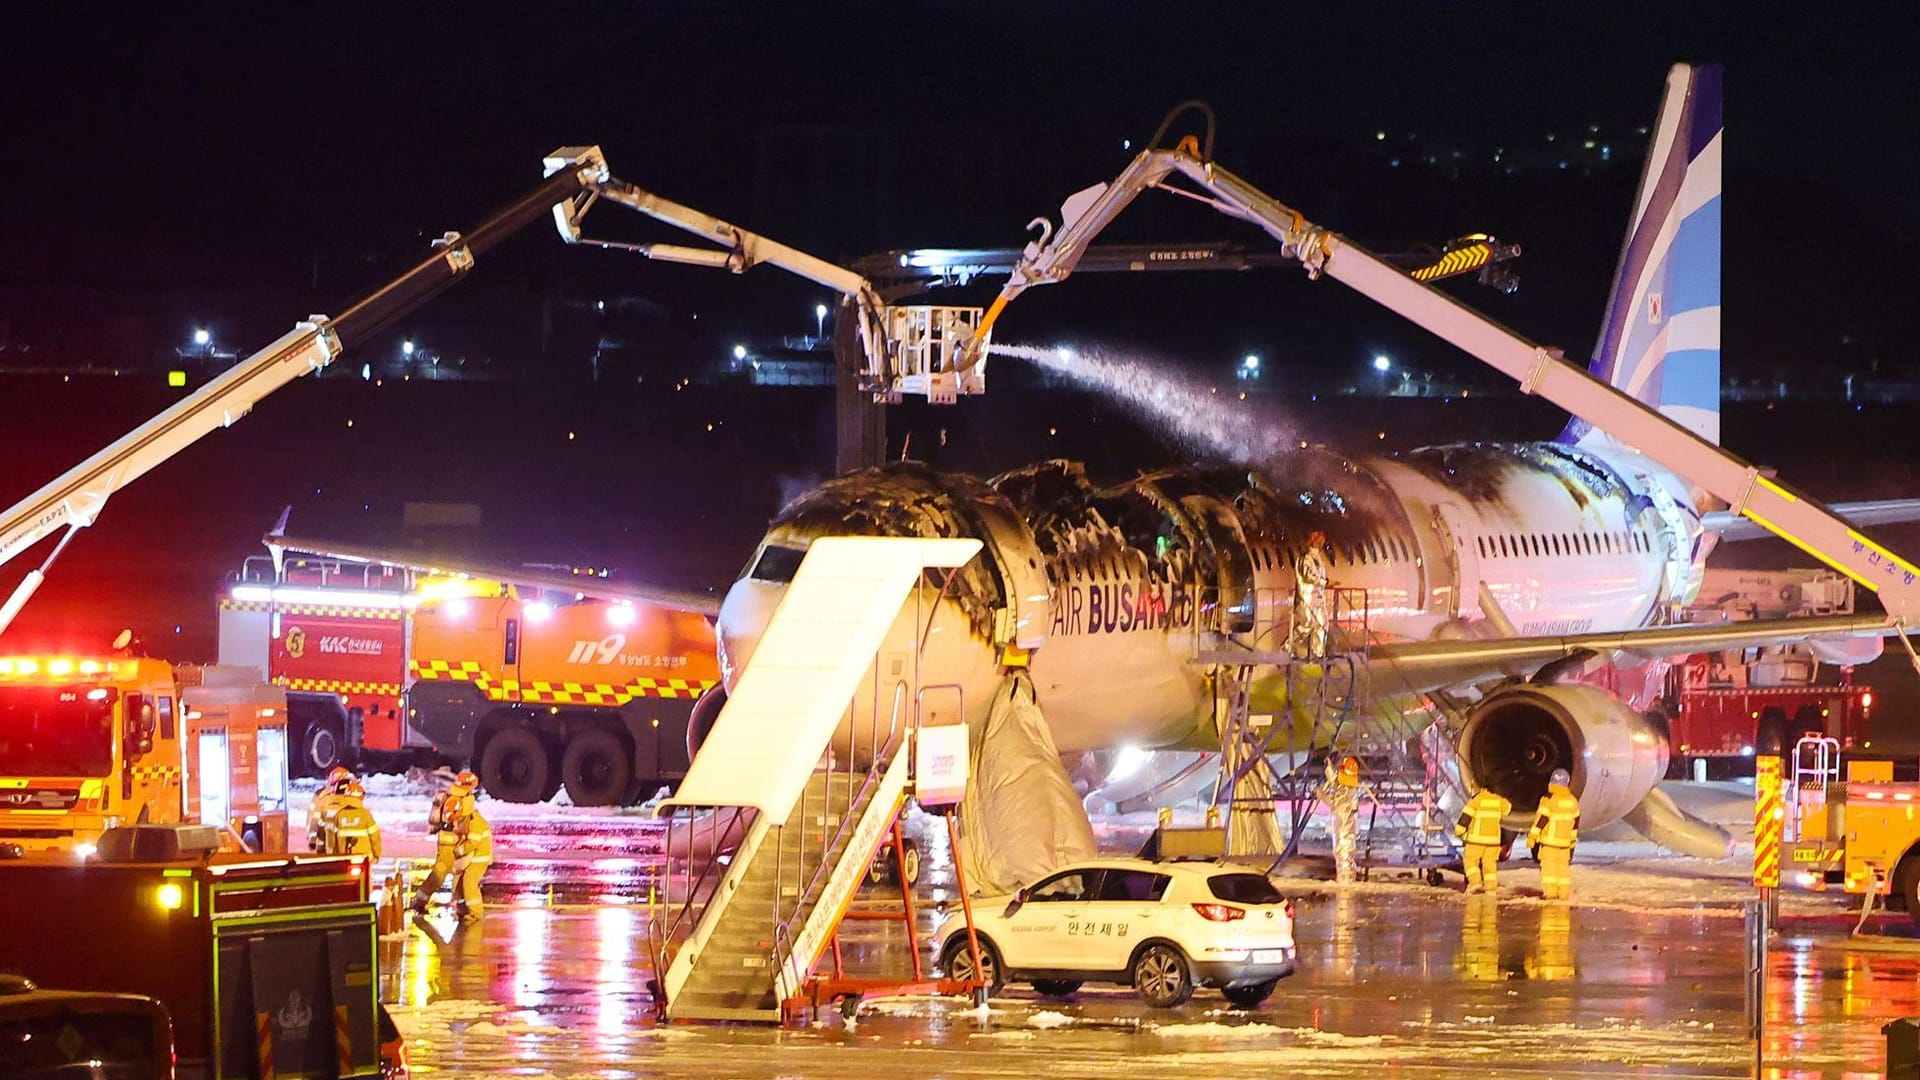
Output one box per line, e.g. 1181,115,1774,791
767,680,910,998
646,802,756,1009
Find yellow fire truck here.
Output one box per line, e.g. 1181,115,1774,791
1785,736,1920,923
0,655,290,856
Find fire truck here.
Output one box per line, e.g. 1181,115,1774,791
0,654,291,856
1660,569,1875,778
1662,647,1873,777
0,824,385,1078
218,548,720,806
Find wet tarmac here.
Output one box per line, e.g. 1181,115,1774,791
372,840,1920,1079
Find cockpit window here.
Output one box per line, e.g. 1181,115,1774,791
747,544,808,583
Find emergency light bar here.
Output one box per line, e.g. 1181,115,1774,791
0,657,120,677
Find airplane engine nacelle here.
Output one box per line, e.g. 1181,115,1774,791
1457,683,1669,829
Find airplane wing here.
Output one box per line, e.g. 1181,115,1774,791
1366,612,1904,697
266,531,722,618
1705,498,1920,543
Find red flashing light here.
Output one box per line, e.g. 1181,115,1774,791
1863,691,1875,709
1192,902,1245,923
1283,898,1296,920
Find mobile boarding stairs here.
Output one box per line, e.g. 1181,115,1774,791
645,536,985,1023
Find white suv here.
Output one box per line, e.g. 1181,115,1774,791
933,858,1296,1008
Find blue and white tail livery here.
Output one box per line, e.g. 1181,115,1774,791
1569,63,1723,448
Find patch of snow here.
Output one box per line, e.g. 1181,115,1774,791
1026,1010,1076,1028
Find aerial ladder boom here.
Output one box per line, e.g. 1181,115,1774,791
0,151,612,637
957,139,1920,622
545,147,984,404
851,235,1518,292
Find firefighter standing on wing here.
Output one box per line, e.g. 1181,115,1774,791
450,791,494,926
308,766,353,851
1317,755,1363,884
412,771,475,915
1455,785,1512,894
1288,530,1332,659
1528,768,1581,900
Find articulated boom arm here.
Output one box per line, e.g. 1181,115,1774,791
545,146,983,404
963,143,1920,620
0,152,610,636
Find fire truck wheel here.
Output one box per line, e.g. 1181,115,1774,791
561,728,633,807
303,719,345,777
1897,853,1920,917
479,727,552,803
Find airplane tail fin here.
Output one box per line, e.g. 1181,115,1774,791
1567,63,1723,448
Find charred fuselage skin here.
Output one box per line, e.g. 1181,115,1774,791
714,443,1705,825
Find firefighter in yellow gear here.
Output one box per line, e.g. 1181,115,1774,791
307,766,354,852
1454,787,1512,894
1528,768,1581,901
450,795,493,926
412,771,476,915
329,781,382,861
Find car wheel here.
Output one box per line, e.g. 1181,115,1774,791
1030,979,1081,998
561,728,632,807
1221,979,1278,1008
940,936,1004,996
479,727,551,803
1132,944,1193,1008
869,844,892,886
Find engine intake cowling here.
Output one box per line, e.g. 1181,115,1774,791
1457,683,1669,829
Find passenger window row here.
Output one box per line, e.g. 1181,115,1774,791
1250,535,1415,572
1473,530,1653,560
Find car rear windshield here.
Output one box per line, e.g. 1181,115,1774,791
1207,872,1285,904
0,1004,162,1078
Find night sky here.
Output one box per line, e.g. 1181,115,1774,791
6,4,1920,731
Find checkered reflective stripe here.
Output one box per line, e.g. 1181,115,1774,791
411,659,484,681
221,599,403,619
127,765,179,781
409,659,712,704
284,676,404,696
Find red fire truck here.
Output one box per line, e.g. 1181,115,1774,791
1663,646,1873,778
217,555,419,779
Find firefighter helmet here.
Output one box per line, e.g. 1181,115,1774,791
327,766,352,787
1549,768,1571,788
1338,756,1360,787
455,770,479,790
342,781,366,799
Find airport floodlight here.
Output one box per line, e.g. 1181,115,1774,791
192,328,211,347
1244,354,1261,371
733,344,748,361
814,303,829,339
402,339,416,357
1373,354,1392,372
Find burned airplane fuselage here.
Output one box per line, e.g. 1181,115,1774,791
717,441,1702,762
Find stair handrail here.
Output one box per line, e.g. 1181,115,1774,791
646,802,754,996
767,680,910,998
